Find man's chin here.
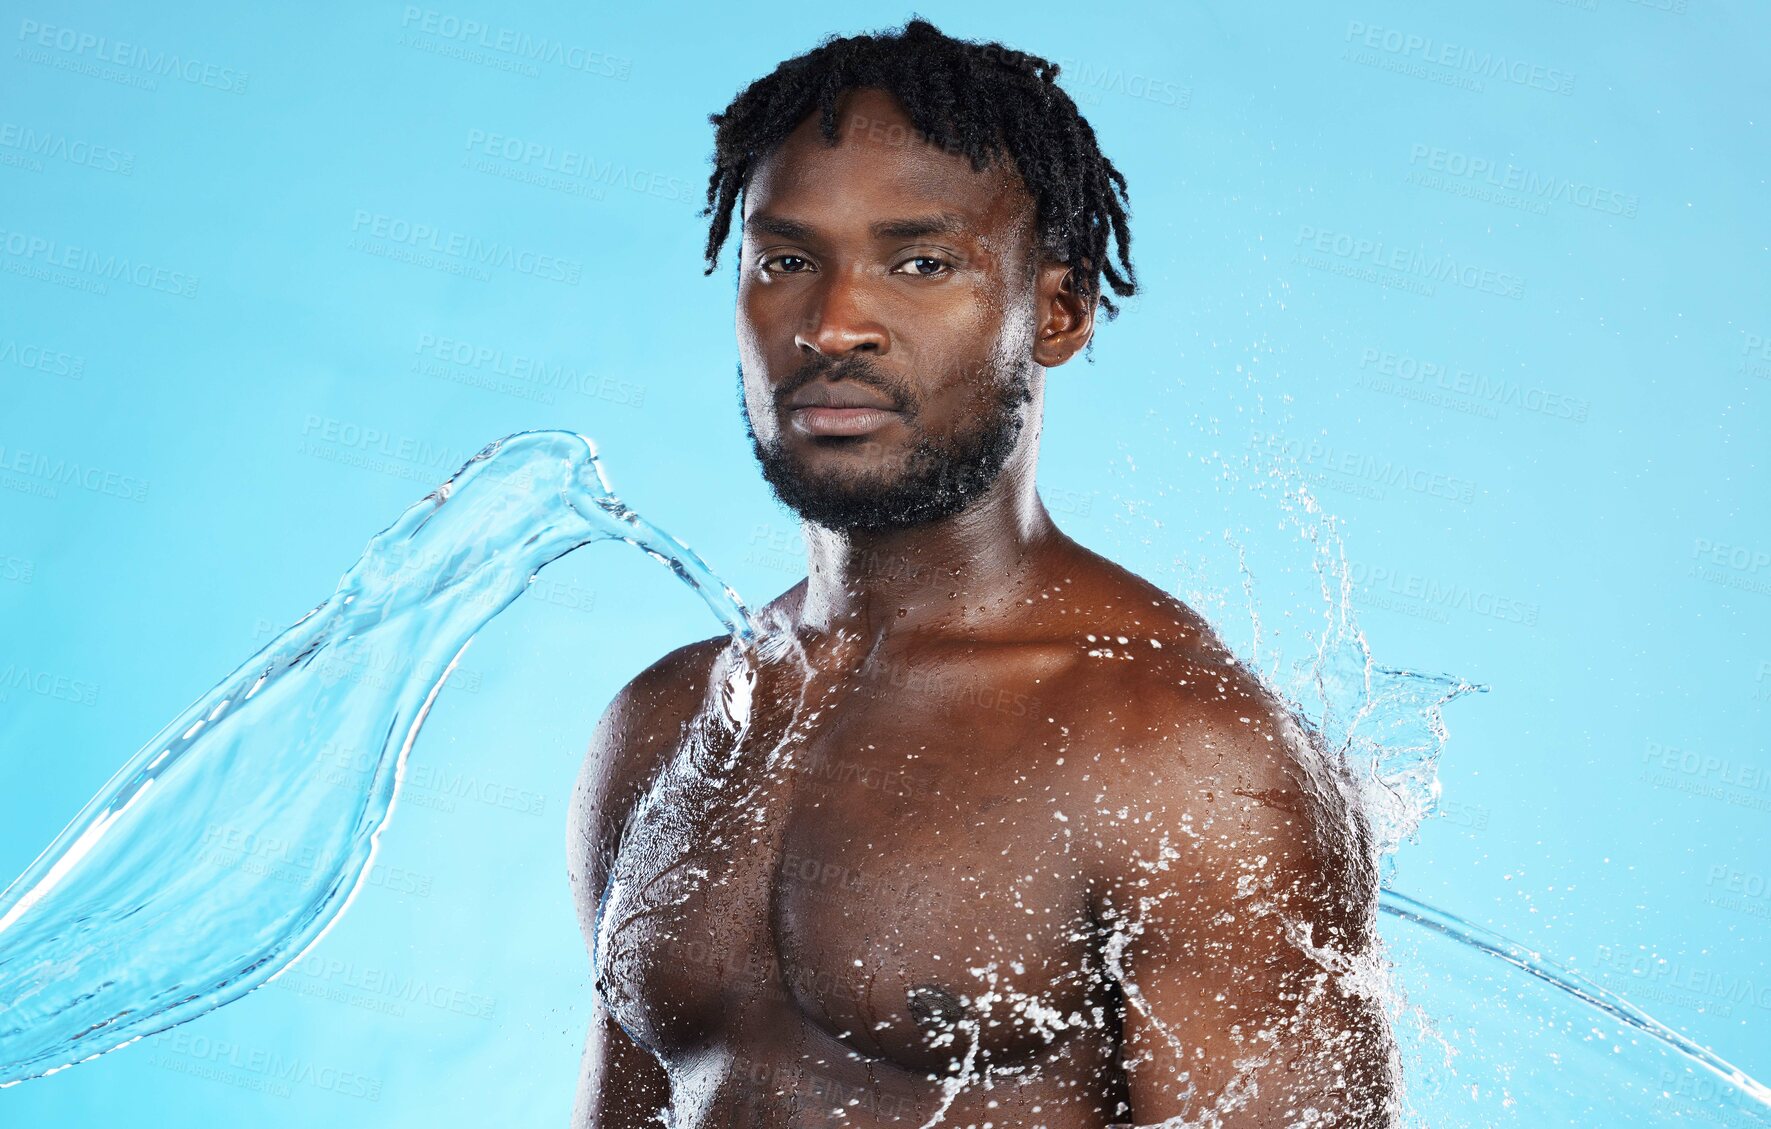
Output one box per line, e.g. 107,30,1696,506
757,437,912,492
777,432,909,469
757,466,920,532
748,400,1024,532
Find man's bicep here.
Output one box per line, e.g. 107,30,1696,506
1114,911,1396,1127
565,687,667,1129
566,638,722,935
566,642,719,1127
1095,707,1397,1125
567,677,643,937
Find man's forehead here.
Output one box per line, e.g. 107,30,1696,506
743,209,973,241
742,110,1031,239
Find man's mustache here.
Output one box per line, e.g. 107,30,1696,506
775,354,916,416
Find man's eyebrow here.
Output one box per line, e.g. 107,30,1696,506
743,213,817,241
869,212,969,240
742,212,971,242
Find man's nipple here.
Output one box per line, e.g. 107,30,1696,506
907,983,971,1031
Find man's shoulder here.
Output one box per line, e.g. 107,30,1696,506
1058,614,1312,803
1033,547,1277,745
1039,554,1370,899
567,633,735,917
613,633,732,726
573,634,731,829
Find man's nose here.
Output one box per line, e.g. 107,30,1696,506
794,268,888,356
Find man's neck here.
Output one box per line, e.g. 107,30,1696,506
794,466,1063,643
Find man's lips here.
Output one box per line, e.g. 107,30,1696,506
783,377,905,437
788,404,902,438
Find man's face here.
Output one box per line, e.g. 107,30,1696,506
735,86,1050,533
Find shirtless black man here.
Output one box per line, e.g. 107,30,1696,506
568,19,1398,1129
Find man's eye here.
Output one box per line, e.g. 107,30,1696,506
895,256,951,278
762,254,812,274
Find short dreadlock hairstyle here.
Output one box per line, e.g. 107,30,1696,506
700,17,1138,324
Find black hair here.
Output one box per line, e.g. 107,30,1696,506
699,16,1137,323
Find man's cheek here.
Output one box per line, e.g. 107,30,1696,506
743,387,783,439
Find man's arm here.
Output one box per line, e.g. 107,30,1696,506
1089,665,1399,1128
571,1001,671,1128
566,639,724,1128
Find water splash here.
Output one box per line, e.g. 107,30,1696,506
0,430,1765,1128
0,431,748,1086
1269,486,1485,867
1381,890,1771,1126
1211,475,1770,1127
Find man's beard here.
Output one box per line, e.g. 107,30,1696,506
741,355,1034,534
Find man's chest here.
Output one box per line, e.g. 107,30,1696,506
593,679,1118,1076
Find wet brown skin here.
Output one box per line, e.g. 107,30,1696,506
566,88,1398,1128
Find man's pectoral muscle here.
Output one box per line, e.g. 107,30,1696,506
566,628,1398,1127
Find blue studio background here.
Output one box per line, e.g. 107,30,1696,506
1,1,1766,1125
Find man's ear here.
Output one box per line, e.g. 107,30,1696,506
1032,260,1097,368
